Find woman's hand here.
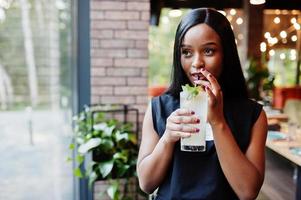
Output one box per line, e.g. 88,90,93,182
163,108,200,143
199,68,225,126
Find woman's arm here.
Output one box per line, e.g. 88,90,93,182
200,68,268,200
212,110,267,200
137,103,199,194
136,104,175,194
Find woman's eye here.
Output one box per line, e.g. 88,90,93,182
182,49,192,57
204,48,214,56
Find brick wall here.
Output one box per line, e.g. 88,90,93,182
90,0,149,127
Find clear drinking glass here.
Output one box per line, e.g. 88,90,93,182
180,90,208,152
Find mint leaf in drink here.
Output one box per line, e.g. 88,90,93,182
181,84,201,99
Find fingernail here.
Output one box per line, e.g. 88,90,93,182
191,111,195,114
196,119,200,123
209,74,212,78
196,128,200,132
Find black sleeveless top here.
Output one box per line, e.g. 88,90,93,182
151,94,262,200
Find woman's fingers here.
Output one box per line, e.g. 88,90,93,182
200,69,222,95
205,86,217,106
174,108,195,116
166,123,199,133
172,115,200,124
170,131,192,138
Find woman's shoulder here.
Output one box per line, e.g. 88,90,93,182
152,93,179,105
151,93,179,117
225,98,263,124
225,98,262,109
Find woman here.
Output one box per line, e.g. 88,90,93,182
137,8,267,200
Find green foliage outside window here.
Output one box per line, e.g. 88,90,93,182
149,9,190,86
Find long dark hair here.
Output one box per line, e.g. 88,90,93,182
166,8,248,100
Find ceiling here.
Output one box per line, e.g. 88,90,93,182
151,0,301,25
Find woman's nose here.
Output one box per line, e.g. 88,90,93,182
192,56,205,69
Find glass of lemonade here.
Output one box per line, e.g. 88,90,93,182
180,86,208,152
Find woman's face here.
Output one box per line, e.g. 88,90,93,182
180,23,223,85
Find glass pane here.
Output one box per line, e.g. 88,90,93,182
0,0,73,199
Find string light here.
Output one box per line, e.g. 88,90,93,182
291,35,297,42
238,34,244,40
236,17,243,25
264,32,271,39
273,17,280,24
280,31,287,39
230,9,236,16
291,49,297,55
250,0,265,5
268,37,278,46
260,42,267,52
269,50,275,57
282,38,287,44
290,54,297,60
290,49,297,60
291,18,297,24
294,23,301,30
275,9,281,15
280,53,286,60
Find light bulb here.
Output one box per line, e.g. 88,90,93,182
250,0,265,5
274,17,280,24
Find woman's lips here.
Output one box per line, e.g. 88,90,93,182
191,73,206,81
190,73,210,86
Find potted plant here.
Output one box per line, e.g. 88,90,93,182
69,105,139,200
245,58,274,101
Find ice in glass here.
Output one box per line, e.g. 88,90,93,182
180,85,208,152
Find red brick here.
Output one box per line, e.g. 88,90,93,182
90,11,105,19
141,11,150,21
127,49,148,58
141,68,148,77
127,2,149,11
92,49,126,58
91,39,100,48
92,20,126,29
114,86,148,95
114,58,148,67
91,58,113,67
100,96,136,104
91,1,126,10
132,104,148,113
135,40,148,48
127,21,149,30
127,77,148,85
91,30,113,39
105,11,139,20
100,39,135,48
114,30,148,40
136,95,149,104
91,95,100,104
91,86,113,95
107,68,141,76
91,77,126,86
91,67,106,76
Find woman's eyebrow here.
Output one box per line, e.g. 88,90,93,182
181,42,218,48
180,44,192,48
204,42,218,46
